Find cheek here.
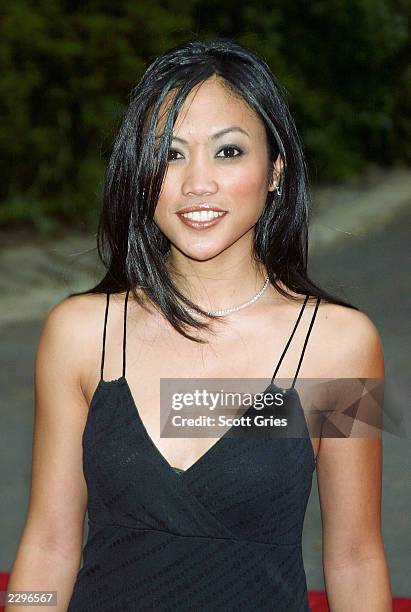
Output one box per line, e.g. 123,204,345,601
153,201,166,226
153,192,172,229
153,174,178,224
229,175,262,198
228,173,267,220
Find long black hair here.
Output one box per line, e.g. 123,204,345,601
70,37,358,343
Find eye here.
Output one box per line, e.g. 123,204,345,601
167,145,244,163
167,148,183,162
216,145,243,159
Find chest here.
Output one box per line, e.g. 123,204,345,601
95,319,322,469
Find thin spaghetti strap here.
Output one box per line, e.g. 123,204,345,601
122,290,130,378
291,296,321,388
100,292,110,381
271,295,309,385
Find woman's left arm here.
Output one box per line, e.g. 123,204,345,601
316,309,392,611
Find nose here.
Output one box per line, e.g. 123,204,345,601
182,155,218,197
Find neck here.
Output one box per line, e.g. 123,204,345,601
164,243,270,315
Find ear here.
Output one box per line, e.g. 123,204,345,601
268,154,284,192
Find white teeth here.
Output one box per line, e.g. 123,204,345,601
181,210,225,221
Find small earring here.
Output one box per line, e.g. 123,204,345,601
275,183,282,196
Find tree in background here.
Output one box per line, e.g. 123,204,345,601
0,0,409,232
197,0,410,179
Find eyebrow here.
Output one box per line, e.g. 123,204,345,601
165,126,250,144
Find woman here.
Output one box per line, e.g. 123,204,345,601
7,39,391,611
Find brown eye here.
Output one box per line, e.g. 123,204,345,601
167,148,183,162
166,145,243,162
216,145,243,159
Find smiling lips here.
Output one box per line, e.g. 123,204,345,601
176,207,228,229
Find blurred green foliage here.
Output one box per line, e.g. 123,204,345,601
0,0,410,232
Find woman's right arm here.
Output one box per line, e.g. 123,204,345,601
5,296,93,611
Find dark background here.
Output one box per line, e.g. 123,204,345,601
0,0,410,234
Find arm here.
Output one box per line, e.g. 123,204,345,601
317,310,392,611
5,297,93,611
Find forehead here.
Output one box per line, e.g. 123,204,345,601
156,76,263,139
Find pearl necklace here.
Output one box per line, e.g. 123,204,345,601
164,250,270,317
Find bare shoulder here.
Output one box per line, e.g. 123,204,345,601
45,291,107,328
41,292,107,349
38,292,110,393
315,300,385,378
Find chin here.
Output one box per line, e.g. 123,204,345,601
187,251,220,262
177,247,224,262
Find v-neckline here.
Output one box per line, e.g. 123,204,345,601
120,375,282,477
93,291,320,476
92,375,316,476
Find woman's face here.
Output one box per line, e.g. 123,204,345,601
154,75,281,261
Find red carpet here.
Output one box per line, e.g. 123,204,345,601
307,589,411,611
1,573,410,610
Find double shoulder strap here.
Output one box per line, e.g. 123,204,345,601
100,290,320,388
272,294,321,387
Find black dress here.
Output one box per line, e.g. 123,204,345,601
67,291,320,611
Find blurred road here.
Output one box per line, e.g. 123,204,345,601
0,198,410,596
304,202,411,595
